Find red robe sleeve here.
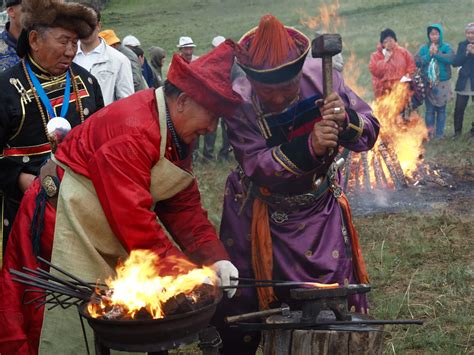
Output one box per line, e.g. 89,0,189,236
86,131,227,265
155,178,229,266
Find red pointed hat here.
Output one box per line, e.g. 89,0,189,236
167,39,242,117
236,14,310,84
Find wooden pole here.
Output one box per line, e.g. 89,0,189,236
361,152,371,191
378,143,403,190
372,152,384,189
382,139,408,187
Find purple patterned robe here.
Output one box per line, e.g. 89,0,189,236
213,58,380,354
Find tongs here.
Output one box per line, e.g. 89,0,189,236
220,277,340,290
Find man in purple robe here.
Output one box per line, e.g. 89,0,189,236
213,15,380,354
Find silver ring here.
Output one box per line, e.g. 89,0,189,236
334,107,341,114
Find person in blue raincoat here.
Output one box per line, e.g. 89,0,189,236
416,24,454,138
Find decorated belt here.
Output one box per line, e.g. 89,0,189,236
238,168,330,215
250,179,329,213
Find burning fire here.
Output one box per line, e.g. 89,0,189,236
299,0,342,33
371,82,428,177
343,52,368,98
88,250,218,319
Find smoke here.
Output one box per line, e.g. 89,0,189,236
372,189,390,208
353,189,390,209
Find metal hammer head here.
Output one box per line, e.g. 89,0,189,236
312,33,342,58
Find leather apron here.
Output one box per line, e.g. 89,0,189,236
39,87,194,354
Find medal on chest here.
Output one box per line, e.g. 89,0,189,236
24,61,74,151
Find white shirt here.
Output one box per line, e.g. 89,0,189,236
74,39,134,106
75,39,105,72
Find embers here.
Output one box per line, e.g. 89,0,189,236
162,283,216,316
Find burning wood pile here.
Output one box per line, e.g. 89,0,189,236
11,250,220,321
342,82,449,193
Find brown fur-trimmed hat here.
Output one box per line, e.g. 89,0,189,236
17,0,97,57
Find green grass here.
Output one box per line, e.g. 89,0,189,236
103,0,473,353
358,212,473,354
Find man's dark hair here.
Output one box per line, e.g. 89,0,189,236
6,0,22,7
129,45,144,58
31,24,52,38
82,3,101,23
164,80,183,98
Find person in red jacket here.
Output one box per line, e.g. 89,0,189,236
369,28,417,98
0,40,242,355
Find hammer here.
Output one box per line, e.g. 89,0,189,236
225,303,290,324
312,33,342,98
312,34,343,156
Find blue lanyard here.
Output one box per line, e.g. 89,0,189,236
25,61,71,119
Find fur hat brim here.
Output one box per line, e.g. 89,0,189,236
17,0,97,58
21,0,97,38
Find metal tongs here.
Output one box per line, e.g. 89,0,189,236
220,277,342,290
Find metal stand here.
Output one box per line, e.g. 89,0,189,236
92,327,221,355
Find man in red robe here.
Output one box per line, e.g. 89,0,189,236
0,39,241,355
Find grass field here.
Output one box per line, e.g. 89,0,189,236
101,1,474,353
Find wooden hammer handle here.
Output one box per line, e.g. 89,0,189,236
225,308,284,324
322,56,333,98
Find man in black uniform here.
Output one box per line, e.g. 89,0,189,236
0,0,104,255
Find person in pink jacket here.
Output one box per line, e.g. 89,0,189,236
369,28,417,98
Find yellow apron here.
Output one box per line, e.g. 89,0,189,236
39,87,194,354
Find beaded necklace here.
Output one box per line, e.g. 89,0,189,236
165,104,184,160
21,59,85,145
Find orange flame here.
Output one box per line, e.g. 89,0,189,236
299,0,341,32
372,82,428,177
87,250,217,319
343,52,368,98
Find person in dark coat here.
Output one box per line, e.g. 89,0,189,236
0,0,104,254
452,22,474,137
149,45,166,88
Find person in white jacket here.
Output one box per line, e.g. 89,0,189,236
73,4,133,105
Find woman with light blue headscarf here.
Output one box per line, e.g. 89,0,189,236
417,24,454,138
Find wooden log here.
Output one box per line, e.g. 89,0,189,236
382,139,408,187
263,320,384,355
371,152,384,189
375,152,389,188
311,330,349,355
361,152,371,191
263,330,293,355
349,330,384,355
378,142,403,190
